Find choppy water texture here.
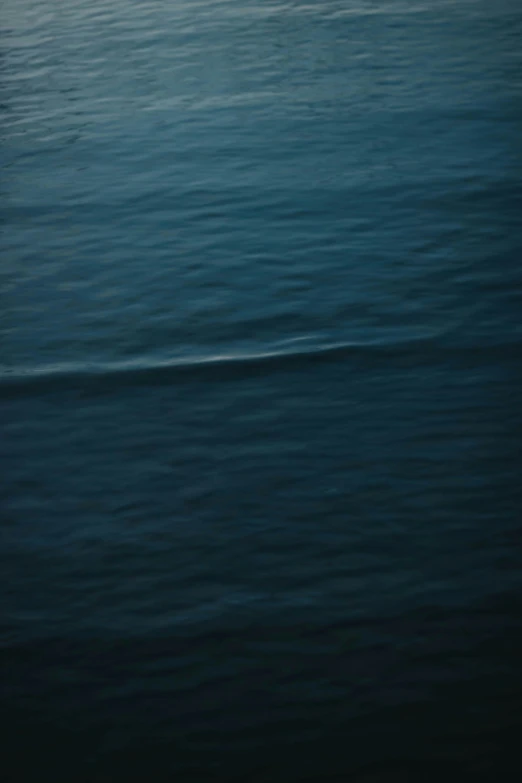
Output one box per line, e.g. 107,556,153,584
1,1,522,780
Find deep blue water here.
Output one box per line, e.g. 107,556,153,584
1,1,522,780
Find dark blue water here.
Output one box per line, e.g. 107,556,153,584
1,1,521,780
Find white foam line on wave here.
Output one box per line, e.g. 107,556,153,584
0,330,443,386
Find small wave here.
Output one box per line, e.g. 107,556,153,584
0,333,445,398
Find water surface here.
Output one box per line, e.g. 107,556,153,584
1,1,522,780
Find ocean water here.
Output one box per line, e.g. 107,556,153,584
1,0,521,780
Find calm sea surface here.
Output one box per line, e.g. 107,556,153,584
1,1,521,780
